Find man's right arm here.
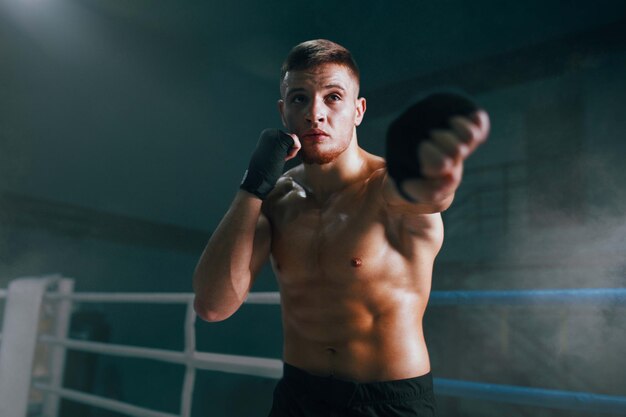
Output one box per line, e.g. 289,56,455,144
192,191,270,322
192,128,299,322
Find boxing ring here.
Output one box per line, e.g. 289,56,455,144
1,275,625,417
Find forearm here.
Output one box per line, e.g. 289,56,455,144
193,128,296,321
192,191,264,321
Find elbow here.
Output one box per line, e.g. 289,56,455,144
193,296,238,323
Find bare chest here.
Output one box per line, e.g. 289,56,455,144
269,191,403,285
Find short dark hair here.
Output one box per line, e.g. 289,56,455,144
280,39,360,95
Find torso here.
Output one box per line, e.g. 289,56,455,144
263,156,444,382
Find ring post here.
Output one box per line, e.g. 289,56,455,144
0,275,61,417
42,278,74,417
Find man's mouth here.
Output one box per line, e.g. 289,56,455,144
301,129,330,142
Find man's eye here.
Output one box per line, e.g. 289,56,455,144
291,95,306,104
327,94,341,102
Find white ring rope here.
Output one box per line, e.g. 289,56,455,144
32,382,178,417
41,291,279,304
38,335,282,378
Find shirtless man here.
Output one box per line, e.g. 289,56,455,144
193,39,489,416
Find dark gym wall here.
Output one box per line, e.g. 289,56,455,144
1,1,626,416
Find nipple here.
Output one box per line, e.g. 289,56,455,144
351,257,363,268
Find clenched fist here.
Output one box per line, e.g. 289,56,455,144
386,92,490,203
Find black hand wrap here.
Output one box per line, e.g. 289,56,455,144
240,128,294,199
385,92,478,201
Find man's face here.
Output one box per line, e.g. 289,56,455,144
278,63,366,165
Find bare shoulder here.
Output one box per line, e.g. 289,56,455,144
361,153,388,190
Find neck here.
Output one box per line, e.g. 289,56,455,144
302,134,367,202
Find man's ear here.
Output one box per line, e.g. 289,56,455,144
355,97,366,126
277,99,287,127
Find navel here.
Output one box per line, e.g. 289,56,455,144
351,257,363,268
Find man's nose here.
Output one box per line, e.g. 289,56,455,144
305,99,326,123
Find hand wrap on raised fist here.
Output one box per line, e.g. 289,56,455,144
240,129,294,200
385,92,478,201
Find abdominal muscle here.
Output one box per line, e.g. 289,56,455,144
278,273,432,383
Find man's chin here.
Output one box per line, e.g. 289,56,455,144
302,157,334,165
301,155,337,165
300,149,343,165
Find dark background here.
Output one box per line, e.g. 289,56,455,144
1,1,626,416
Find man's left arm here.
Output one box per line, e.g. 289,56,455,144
383,110,490,213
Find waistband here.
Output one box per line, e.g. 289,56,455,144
282,362,434,407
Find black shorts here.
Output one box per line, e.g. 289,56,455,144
267,363,437,417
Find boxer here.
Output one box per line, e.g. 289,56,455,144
193,39,490,416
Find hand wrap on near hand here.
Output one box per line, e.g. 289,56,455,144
385,92,478,201
240,129,294,199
